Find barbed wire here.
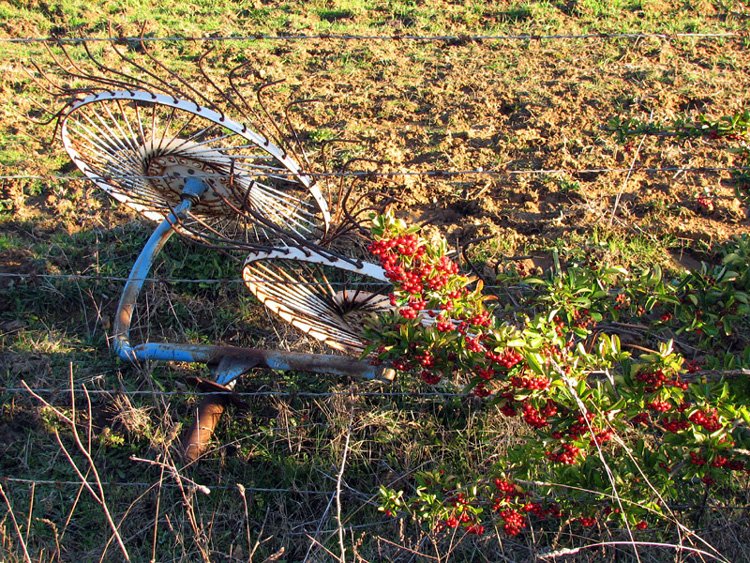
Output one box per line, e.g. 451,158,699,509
5,477,750,519
0,272,244,284
0,271,532,292
0,476,338,494
1,165,748,183
0,31,744,45
0,386,468,399
6,368,749,400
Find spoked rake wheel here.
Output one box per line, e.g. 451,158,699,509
243,248,393,354
61,90,330,247
58,89,395,462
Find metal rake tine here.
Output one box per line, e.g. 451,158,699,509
256,79,290,154
13,66,68,132
109,33,211,109
283,98,324,170
321,156,385,241
48,40,132,94
24,58,70,98
80,36,169,96
57,33,165,96
317,138,361,193
227,61,267,128
196,46,248,120
212,185,310,244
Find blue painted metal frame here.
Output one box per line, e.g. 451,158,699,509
111,178,392,386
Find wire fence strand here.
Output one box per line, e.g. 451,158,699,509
0,476,339,494
0,271,532,292
0,31,744,45
2,165,748,183
0,386,469,399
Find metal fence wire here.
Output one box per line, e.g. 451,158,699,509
0,31,744,44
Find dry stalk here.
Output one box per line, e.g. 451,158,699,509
129,454,211,562
336,412,354,563
151,463,166,563
60,477,88,542
539,540,727,561
372,534,440,561
0,483,33,563
303,482,337,562
97,471,167,562
304,533,339,561
552,360,640,562
21,365,131,561
236,484,253,560
36,518,62,561
24,482,34,552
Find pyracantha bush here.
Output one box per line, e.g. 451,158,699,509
365,212,750,538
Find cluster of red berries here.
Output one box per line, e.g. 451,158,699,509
522,402,550,428
494,478,520,498
523,502,547,517
510,374,550,390
647,399,673,413
392,358,412,371
546,443,583,465
421,370,441,385
590,428,614,446
371,216,748,538
689,452,746,471
486,348,524,369
726,459,746,471
435,316,455,332
572,308,596,330
473,383,491,397
614,292,630,311
636,369,688,392
499,402,517,417
442,510,479,530
662,417,689,433
415,352,435,368
469,311,492,327
504,399,559,428
368,234,423,259
690,452,706,466
465,336,484,353
566,413,595,438
477,367,495,381
399,307,419,319
689,409,723,432
498,509,526,536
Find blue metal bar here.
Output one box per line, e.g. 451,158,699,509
111,177,394,385
113,178,206,362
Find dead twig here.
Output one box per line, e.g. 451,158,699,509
0,483,33,563
336,412,354,563
539,540,728,561
129,454,211,562
21,364,131,561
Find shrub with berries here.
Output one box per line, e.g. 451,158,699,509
368,212,750,540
